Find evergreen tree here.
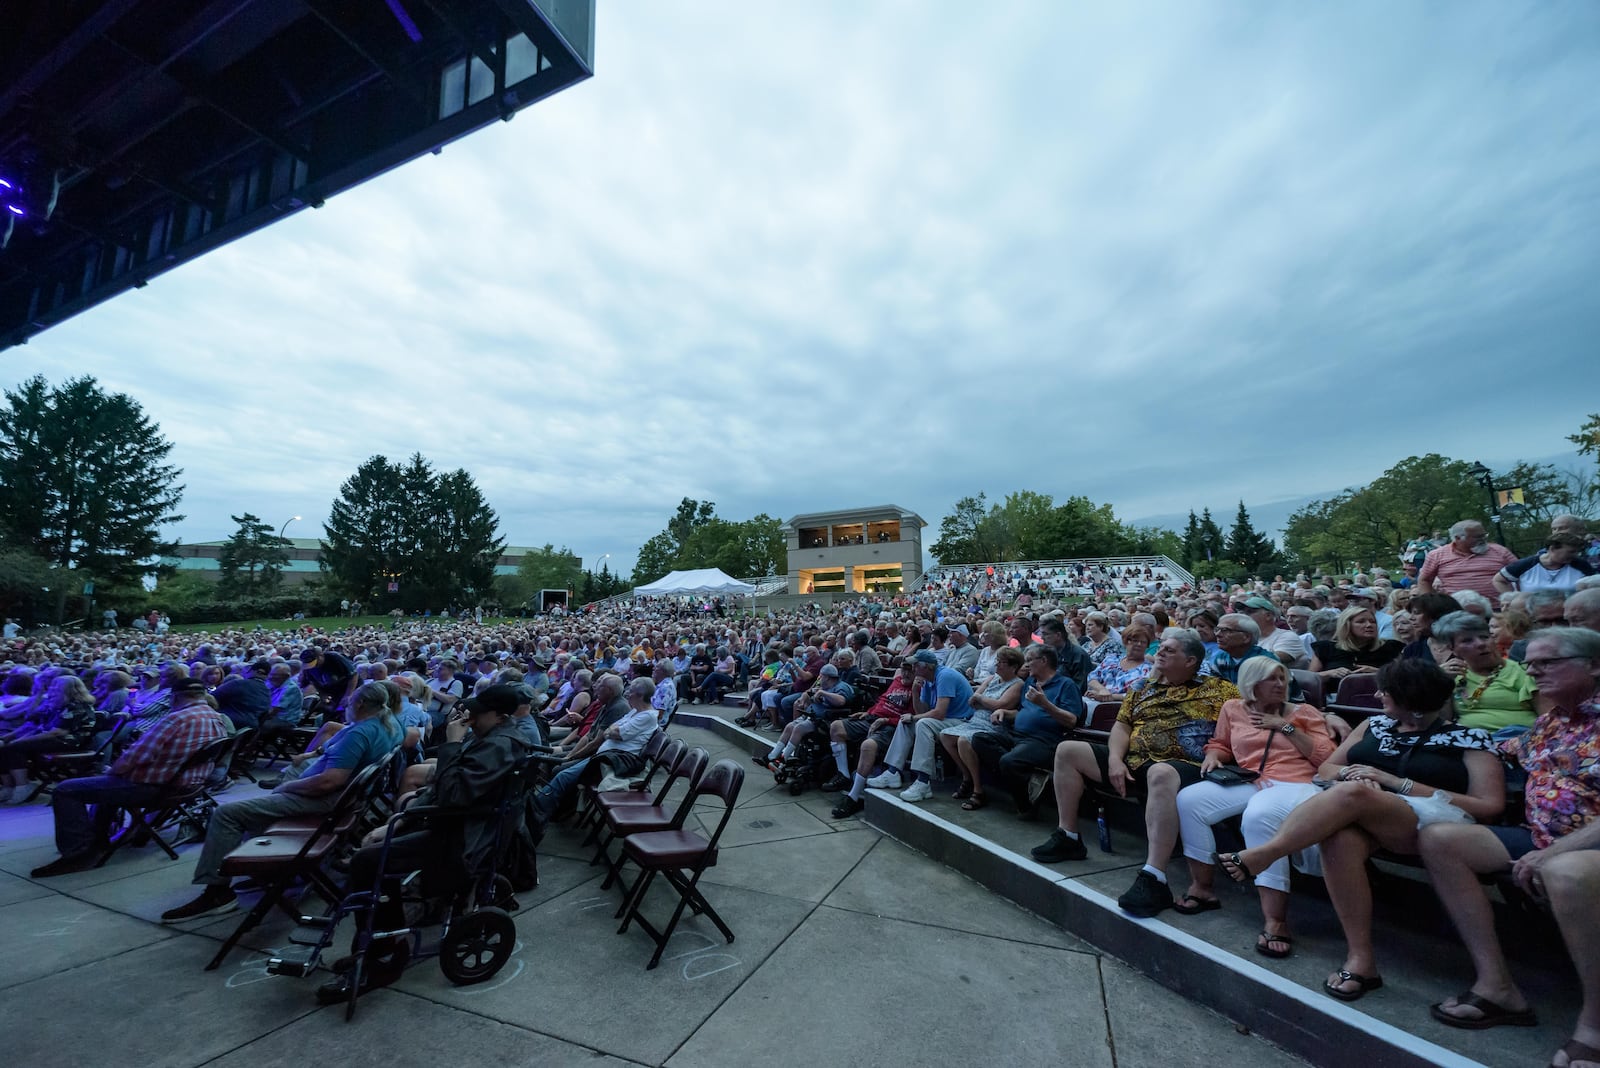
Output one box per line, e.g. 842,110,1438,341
1196,508,1225,564
1180,510,1201,569
0,375,184,601
216,512,289,595
1226,501,1275,576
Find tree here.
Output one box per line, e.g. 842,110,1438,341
0,546,52,623
1226,501,1276,575
497,544,582,607
631,504,784,585
0,375,184,602
216,513,289,596
1195,508,1225,565
1180,511,1201,569
322,454,503,610
1569,413,1600,463
930,493,989,564
1028,496,1128,559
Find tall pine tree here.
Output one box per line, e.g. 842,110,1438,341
216,512,289,596
1226,501,1276,575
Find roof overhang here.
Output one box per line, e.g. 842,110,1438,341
0,0,594,350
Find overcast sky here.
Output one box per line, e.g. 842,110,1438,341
12,1,1600,576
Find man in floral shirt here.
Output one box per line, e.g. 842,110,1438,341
1417,628,1600,1068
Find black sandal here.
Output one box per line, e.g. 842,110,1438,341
951,780,974,800
1552,1039,1600,1068
1214,851,1253,884
1323,970,1383,1001
962,794,988,811
1429,991,1537,1030
1255,931,1293,959
1171,893,1222,915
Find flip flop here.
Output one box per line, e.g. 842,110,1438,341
1430,991,1538,1030
1323,970,1383,1001
1214,851,1253,884
1255,931,1293,959
1552,1039,1600,1068
1171,894,1222,915
962,794,988,811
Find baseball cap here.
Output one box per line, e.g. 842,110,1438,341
172,679,208,697
911,650,939,667
820,664,840,677
1349,587,1379,601
460,684,521,717
1243,597,1276,612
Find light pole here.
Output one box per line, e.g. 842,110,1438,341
584,552,610,603
279,515,302,540
1467,462,1506,547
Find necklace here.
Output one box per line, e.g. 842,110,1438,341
1455,664,1502,707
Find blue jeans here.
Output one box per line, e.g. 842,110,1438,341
532,758,591,821
51,775,168,856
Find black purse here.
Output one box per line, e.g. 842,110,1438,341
1202,727,1276,786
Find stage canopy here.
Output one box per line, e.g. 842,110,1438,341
632,568,756,598
0,0,594,351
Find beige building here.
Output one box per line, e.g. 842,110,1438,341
785,505,926,595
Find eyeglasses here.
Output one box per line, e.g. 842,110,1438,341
1525,656,1586,671
1214,627,1246,636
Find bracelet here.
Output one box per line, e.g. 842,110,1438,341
1399,778,1414,795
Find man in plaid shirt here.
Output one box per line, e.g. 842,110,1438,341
31,679,229,878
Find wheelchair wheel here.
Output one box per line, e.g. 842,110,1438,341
439,908,516,985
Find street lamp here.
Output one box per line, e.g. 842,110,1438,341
279,515,302,540
1467,462,1506,547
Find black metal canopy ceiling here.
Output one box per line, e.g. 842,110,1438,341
0,0,593,351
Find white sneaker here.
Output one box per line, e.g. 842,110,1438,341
899,780,932,803
866,770,902,790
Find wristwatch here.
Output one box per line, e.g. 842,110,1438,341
1279,723,1296,736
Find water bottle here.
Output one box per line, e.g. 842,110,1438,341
1096,804,1112,853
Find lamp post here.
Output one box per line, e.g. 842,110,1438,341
583,552,610,602
279,515,302,540
1467,462,1506,547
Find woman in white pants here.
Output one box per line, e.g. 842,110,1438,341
1173,657,1336,959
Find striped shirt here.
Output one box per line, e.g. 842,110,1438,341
111,705,230,787
1420,542,1517,604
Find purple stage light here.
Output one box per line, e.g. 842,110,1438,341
5,205,23,216
0,178,12,189
384,0,423,43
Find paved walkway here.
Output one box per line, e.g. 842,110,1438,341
0,725,1306,1067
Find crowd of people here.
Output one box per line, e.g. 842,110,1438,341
1,515,1596,1061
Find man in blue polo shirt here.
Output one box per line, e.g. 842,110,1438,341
867,649,973,803
971,645,1081,814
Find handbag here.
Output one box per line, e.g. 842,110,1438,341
1202,724,1277,786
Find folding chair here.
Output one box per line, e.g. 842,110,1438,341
1290,670,1325,711
92,735,238,868
576,733,675,843
205,760,391,971
587,744,706,884
226,727,261,782
1327,673,1382,728
615,759,745,969
24,713,133,802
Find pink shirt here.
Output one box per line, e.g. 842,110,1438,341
1420,542,1517,604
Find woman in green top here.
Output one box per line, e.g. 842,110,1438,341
1433,610,1535,734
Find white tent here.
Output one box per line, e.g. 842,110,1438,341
632,568,757,597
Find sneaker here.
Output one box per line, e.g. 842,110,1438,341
0,786,12,803
1026,771,1051,807
7,780,40,803
160,885,238,923
1117,871,1175,918
1030,828,1088,864
751,752,780,771
899,780,932,803
831,795,865,819
30,851,99,878
820,774,851,792
866,769,902,790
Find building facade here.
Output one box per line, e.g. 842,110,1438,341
785,506,926,595
163,539,535,586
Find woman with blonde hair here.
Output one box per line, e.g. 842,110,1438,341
1310,606,1403,682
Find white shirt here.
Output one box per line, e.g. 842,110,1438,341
1256,625,1308,668
1,622,18,639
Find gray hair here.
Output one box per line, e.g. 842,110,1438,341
1235,656,1289,705
1219,613,1260,642
1523,588,1569,614
1526,626,1600,662
1449,520,1484,539
1453,590,1494,618
1308,608,1341,642
1431,610,1489,646
626,677,655,701
1161,630,1206,665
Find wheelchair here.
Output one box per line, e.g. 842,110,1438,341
265,749,560,1019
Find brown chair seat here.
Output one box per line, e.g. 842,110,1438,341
264,816,325,834
607,805,675,833
624,828,717,869
218,831,338,876
594,789,657,812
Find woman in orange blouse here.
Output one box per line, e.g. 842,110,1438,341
1171,657,1336,959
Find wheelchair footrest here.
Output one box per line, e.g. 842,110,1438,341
296,915,335,928
266,946,321,977
287,925,334,946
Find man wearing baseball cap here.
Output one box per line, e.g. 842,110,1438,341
1240,597,1308,669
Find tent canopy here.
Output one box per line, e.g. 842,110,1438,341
632,568,756,597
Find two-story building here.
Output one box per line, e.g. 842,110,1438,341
784,505,926,595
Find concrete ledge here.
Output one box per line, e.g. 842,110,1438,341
863,792,1486,1068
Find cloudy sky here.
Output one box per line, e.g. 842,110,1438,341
12,1,1600,576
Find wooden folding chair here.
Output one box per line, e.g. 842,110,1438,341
577,733,677,845
615,759,745,969
204,760,391,971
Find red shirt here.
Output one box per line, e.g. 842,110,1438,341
1420,542,1517,604
112,705,230,787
